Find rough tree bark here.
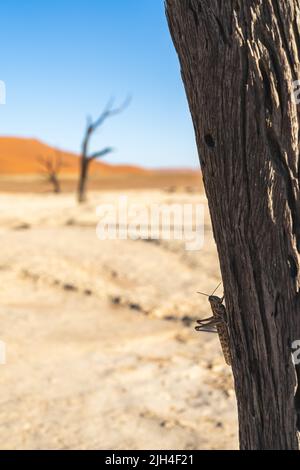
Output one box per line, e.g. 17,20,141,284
166,0,300,450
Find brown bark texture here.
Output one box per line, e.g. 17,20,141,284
166,0,300,450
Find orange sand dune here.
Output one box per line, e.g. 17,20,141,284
0,137,145,175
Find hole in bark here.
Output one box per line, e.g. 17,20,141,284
204,134,215,148
288,256,298,279
297,238,300,254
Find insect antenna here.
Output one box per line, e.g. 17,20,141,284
197,281,222,298
210,282,222,296
197,291,210,297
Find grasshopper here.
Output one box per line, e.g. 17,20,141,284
195,283,232,366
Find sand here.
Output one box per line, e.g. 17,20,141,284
0,190,238,450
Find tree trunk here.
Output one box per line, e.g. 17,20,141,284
166,0,300,450
50,174,61,194
78,157,89,203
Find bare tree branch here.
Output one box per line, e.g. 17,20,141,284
89,147,114,161
92,96,131,131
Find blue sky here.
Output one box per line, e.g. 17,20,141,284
0,0,199,169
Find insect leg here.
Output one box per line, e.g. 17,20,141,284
195,316,222,333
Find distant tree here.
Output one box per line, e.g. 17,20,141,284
77,98,130,203
37,150,66,194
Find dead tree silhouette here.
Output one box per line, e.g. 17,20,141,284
37,150,67,194
77,97,130,203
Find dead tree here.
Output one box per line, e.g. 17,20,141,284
166,1,300,450
77,98,130,203
37,150,66,194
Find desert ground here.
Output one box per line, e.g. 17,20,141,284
0,186,238,450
